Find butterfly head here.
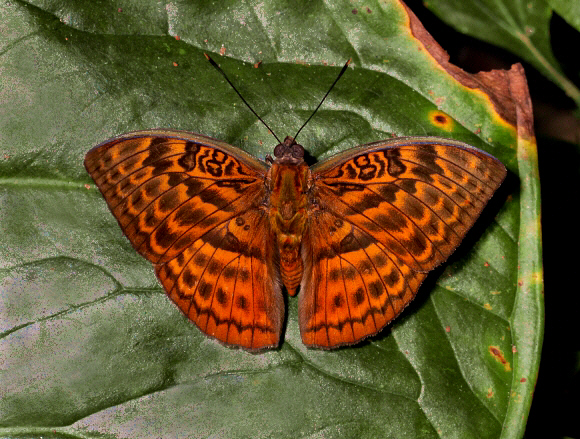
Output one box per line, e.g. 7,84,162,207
273,136,305,165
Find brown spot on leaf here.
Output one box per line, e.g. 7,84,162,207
429,110,454,132
489,346,511,371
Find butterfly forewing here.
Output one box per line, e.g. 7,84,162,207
85,130,283,350
300,137,506,348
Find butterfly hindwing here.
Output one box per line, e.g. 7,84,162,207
300,209,428,348
156,208,283,350
85,130,283,350
300,137,506,348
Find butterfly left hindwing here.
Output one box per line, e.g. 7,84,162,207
85,130,283,350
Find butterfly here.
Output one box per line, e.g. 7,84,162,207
85,56,506,350
85,129,506,350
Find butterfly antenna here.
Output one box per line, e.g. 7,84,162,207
204,53,282,144
293,58,352,143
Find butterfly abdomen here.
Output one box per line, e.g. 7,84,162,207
279,247,303,296
267,162,311,296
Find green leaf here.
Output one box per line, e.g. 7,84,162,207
0,1,542,438
422,0,580,106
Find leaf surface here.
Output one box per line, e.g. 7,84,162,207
0,1,542,438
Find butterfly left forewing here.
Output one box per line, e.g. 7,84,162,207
300,137,506,348
310,137,506,271
85,130,283,350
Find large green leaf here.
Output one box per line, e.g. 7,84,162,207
422,0,580,106
0,0,542,438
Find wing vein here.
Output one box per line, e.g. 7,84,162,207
138,189,250,261
121,179,218,230
396,156,493,206
364,183,464,245
338,253,355,339
349,233,393,327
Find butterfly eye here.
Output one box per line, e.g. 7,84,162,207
273,143,287,158
291,144,304,159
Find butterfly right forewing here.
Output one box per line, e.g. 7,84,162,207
84,130,269,264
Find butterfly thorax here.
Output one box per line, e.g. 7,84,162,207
267,137,311,296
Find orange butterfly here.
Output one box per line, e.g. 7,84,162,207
85,59,506,351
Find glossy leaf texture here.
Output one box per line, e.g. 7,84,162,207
0,1,542,438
